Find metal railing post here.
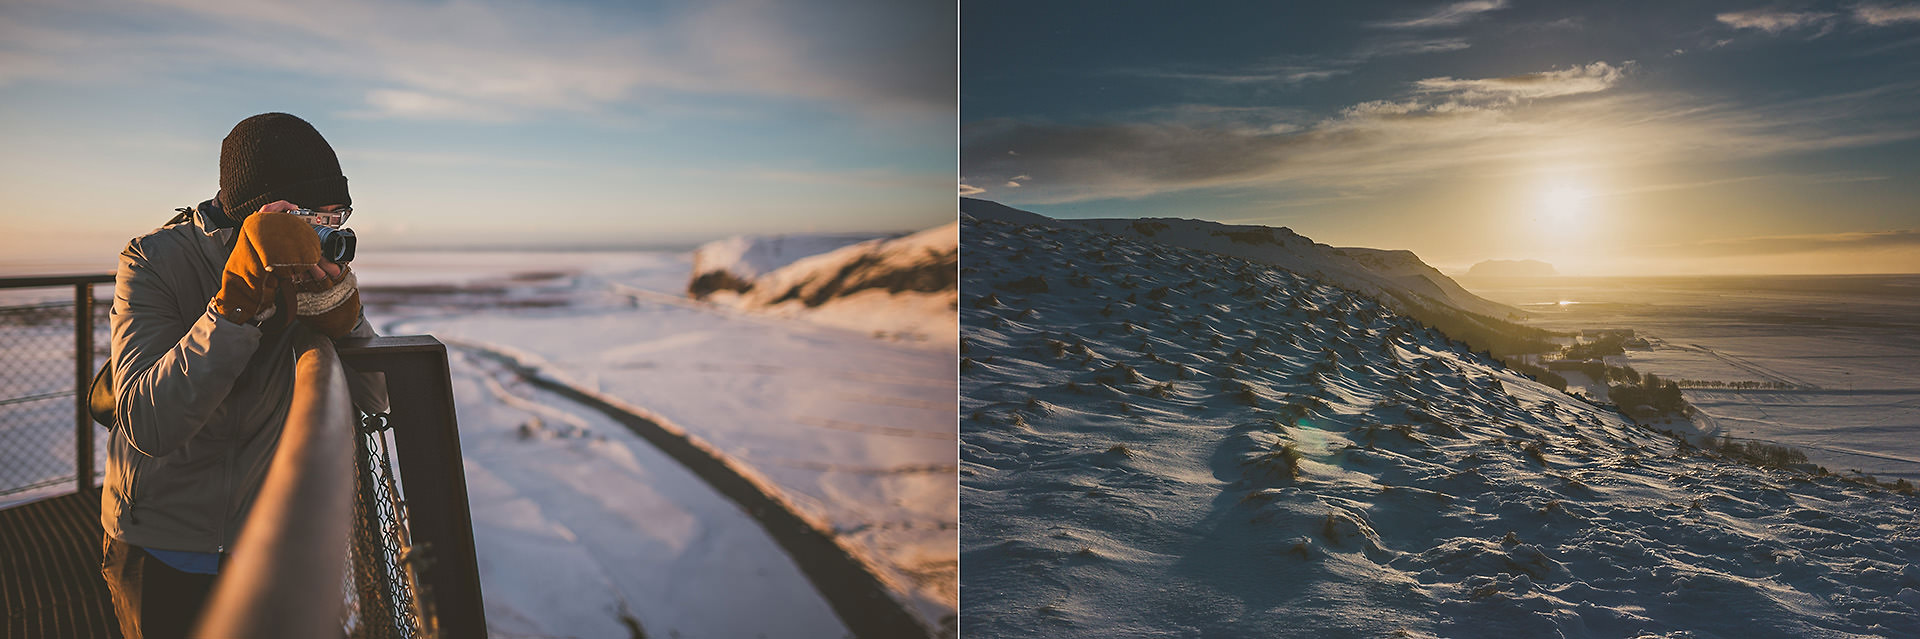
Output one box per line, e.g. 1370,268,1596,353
339,335,488,638
74,282,93,493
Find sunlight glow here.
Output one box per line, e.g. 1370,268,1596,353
1538,182,1594,227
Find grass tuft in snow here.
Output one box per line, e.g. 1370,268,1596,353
1244,443,1305,480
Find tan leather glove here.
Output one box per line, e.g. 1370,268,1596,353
295,265,362,338
211,212,321,325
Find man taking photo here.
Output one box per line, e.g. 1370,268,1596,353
100,112,387,639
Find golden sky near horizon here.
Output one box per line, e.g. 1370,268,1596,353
961,2,1920,276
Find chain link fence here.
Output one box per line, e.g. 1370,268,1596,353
0,296,109,501
345,412,427,639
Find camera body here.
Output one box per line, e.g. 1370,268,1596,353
288,208,357,263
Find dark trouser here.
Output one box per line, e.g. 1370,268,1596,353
100,536,219,639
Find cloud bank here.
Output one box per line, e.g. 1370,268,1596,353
0,0,954,122
961,62,1646,203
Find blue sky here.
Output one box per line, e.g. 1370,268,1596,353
1,0,953,268
961,0,1920,275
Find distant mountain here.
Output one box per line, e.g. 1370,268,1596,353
1468,259,1557,277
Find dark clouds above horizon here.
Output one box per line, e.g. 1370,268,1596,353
959,1,1920,274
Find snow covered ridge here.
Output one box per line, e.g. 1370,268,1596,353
688,232,884,297
689,223,959,346
959,216,1920,638
960,196,1520,322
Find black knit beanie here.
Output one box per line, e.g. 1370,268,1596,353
218,113,350,220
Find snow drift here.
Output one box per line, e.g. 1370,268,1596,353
959,214,1920,638
690,223,958,346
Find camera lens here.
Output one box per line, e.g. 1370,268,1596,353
314,226,356,263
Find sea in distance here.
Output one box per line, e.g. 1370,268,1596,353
1457,273,1920,482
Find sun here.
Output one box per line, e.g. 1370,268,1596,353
1538,182,1593,227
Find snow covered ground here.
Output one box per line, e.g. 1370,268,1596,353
357,246,957,637
436,344,848,638
960,216,1920,638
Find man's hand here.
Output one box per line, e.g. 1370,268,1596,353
209,201,322,325
294,260,343,284
290,247,361,338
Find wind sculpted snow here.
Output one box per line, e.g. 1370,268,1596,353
958,216,1920,638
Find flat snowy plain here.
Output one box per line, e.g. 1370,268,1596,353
355,249,958,638
1461,275,1920,483
961,217,1920,638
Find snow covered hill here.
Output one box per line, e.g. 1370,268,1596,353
690,224,958,346
689,233,883,298
959,197,1519,322
959,216,1920,638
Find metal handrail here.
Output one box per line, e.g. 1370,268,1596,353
196,333,356,638
192,335,490,637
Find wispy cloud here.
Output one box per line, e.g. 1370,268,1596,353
351,90,515,123
1590,172,1886,199
671,166,954,193
1664,229,1920,257
962,98,1514,203
1370,0,1509,29
1127,67,1351,86
1854,3,1920,25
1415,62,1630,101
1717,4,1920,34
961,61,1635,202
961,62,1920,204
1716,9,1836,33
1356,37,1475,57
1116,36,1469,90
0,0,953,122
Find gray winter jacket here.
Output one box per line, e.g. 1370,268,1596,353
102,207,388,553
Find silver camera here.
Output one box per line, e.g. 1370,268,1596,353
289,208,356,263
